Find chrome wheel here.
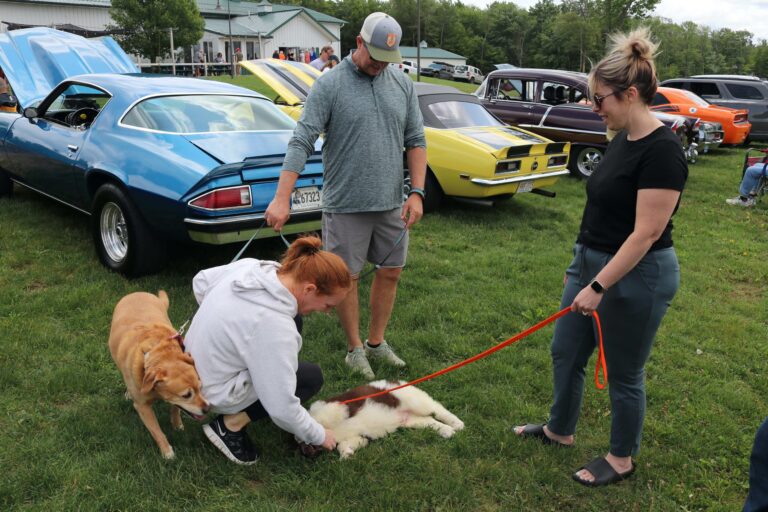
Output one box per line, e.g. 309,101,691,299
576,147,603,178
100,201,128,263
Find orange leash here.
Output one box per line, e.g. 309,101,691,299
340,307,608,405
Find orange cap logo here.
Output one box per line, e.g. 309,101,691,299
386,33,396,48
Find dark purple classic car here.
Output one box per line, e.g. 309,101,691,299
474,68,719,178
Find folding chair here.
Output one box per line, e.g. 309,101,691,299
742,148,768,204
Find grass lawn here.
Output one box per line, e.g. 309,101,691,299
1,85,767,509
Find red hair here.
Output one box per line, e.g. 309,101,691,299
278,236,351,295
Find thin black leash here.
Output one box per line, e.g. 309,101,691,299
176,221,407,336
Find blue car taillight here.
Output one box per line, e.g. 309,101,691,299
189,185,252,211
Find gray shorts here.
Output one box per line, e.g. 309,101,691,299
322,208,409,276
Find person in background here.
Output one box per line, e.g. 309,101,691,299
234,48,244,75
272,49,280,59
0,67,18,113
264,12,427,380
309,45,334,71
725,159,766,207
185,236,351,465
513,28,687,487
279,50,286,60
321,55,340,73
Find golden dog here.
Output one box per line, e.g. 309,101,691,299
109,291,209,459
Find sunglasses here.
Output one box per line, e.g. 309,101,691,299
592,89,623,109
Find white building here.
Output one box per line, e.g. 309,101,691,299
0,0,345,65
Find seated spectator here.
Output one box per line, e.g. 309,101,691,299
726,160,767,207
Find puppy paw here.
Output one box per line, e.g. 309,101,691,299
162,447,176,460
338,446,355,459
438,425,456,438
172,421,184,431
449,419,465,432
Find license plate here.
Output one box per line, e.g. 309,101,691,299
290,186,322,212
517,180,533,193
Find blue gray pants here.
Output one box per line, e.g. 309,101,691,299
740,163,768,197
744,416,768,512
548,243,680,457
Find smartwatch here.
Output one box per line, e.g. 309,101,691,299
589,279,605,294
408,187,426,199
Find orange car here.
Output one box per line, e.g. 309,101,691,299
651,86,751,145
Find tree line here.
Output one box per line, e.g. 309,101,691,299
111,0,768,80
287,0,768,79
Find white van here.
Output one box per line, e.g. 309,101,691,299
453,65,484,84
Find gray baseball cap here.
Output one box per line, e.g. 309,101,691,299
360,12,402,63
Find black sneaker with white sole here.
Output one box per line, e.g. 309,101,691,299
203,415,259,465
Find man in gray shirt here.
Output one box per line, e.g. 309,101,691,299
265,12,427,379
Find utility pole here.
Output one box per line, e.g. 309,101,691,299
227,0,235,77
168,28,175,76
417,0,421,82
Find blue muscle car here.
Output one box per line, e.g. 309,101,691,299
0,28,322,276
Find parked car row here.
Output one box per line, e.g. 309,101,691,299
389,60,486,84
473,68,738,177
0,28,759,279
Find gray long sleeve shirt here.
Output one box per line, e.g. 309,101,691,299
282,56,426,213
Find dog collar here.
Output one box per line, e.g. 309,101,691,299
169,332,185,351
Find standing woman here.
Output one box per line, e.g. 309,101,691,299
514,28,687,487
185,236,351,465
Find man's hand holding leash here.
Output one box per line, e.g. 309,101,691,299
265,170,300,230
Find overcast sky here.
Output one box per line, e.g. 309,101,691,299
457,0,768,43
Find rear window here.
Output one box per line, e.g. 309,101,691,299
426,100,503,129
454,66,467,72
121,94,295,133
690,82,721,98
651,92,670,106
725,83,765,100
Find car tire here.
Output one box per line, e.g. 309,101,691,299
423,171,444,213
0,168,12,198
569,145,604,179
469,77,476,84
92,183,167,277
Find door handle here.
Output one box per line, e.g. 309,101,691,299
67,145,79,152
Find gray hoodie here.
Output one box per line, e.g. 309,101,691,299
184,258,325,445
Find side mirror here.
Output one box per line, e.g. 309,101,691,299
23,107,38,119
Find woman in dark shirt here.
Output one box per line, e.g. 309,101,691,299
514,28,687,487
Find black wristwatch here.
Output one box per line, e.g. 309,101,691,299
589,279,606,294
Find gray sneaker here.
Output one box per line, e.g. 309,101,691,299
345,347,375,379
725,196,755,207
365,340,406,367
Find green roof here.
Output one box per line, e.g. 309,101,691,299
400,46,465,60
5,0,110,6
196,1,344,25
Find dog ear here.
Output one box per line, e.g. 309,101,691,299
141,367,167,394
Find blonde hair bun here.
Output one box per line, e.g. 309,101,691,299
609,27,658,63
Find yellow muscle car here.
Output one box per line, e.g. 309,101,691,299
241,59,570,212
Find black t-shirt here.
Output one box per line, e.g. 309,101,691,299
576,126,688,254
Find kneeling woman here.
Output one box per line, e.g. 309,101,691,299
185,236,351,465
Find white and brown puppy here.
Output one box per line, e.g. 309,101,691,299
309,380,464,459
109,291,209,459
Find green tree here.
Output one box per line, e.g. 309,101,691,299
110,0,204,62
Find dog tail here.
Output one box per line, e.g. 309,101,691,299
157,290,169,310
